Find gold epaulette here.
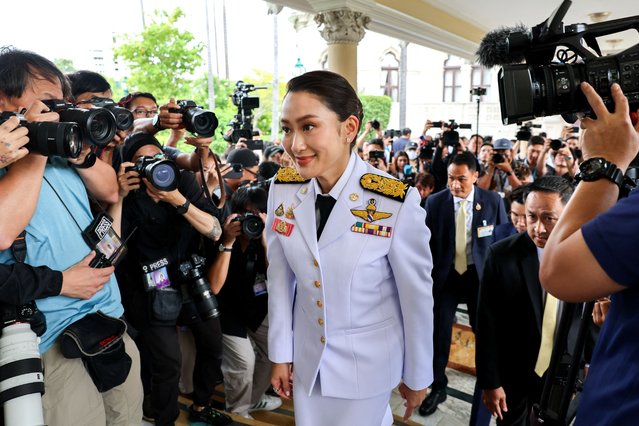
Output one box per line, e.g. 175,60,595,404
360,173,408,202
274,167,310,184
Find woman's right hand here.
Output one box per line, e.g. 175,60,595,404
221,213,242,247
117,162,141,199
271,362,293,399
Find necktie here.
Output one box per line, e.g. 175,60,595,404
316,194,336,239
535,293,559,376
454,200,467,274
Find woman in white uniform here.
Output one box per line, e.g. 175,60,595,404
266,70,434,426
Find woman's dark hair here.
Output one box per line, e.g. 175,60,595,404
0,46,71,99
118,92,158,110
286,70,363,148
231,186,268,214
67,70,111,99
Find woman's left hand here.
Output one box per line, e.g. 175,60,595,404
398,383,427,421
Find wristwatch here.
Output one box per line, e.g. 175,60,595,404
577,157,624,188
218,243,233,253
175,199,190,215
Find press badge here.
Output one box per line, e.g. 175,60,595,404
141,257,171,292
82,212,126,268
253,273,267,297
477,225,494,238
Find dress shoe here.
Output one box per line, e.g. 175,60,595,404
418,388,447,416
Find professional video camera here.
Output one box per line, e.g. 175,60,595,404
477,0,639,124
228,81,266,149
126,156,180,191
43,99,117,148
0,302,47,425
232,213,265,239
178,254,220,320
430,119,472,130
169,100,218,137
80,97,134,131
0,112,82,158
516,121,542,141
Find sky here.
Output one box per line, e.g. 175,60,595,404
0,0,306,82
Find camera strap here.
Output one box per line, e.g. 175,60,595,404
11,230,28,264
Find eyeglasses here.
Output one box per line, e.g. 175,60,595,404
132,108,159,117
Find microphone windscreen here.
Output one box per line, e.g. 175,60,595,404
476,24,529,67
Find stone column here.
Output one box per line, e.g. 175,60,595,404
314,9,370,89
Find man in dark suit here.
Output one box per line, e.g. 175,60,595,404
420,151,507,416
476,176,580,425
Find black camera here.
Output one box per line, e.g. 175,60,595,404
370,119,381,130
81,97,134,131
384,129,402,138
0,301,47,337
492,153,506,164
479,0,639,124
419,146,434,160
233,213,264,239
550,139,566,151
43,100,117,147
0,112,82,158
178,254,220,320
470,87,487,97
169,100,218,137
430,119,472,130
368,150,385,160
126,156,180,191
228,81,266,147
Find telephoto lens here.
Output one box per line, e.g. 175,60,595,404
44,100,117,147
127,157,180,191
0,323,45,426
0,112,82,158
180,255,220,320
171,100,218,137
90,98,134,131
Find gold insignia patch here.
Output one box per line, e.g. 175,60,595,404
285,205,295,219
359,173,408,202
275,204,285,217
351,198,392,223
274,167,310,184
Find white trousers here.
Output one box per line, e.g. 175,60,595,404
292,372,393,426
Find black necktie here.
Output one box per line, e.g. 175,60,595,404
316,194,336,239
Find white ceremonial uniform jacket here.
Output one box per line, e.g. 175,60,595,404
266,153,434,399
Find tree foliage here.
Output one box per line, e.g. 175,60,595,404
113,8,204,103
54,58,76,74
359,95,392,139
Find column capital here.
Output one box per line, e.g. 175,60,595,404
314,9,370,45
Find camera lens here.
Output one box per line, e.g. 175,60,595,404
25,121,82,158
109,106,134,131
58,108,117,147
145,160,180,191
549,139,565,151
184,108,218,137
241,214,265,239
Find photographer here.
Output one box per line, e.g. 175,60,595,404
206,186,280,419
68,70,129,166
112,132,230,426
363,138,388,172
477,138,523,194
355,119,383,149
541,82,639,425
0,48,141,425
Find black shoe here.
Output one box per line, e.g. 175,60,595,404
418,388,447,416
142,394,155,423
188,404,233,426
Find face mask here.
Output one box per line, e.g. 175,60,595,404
407,150,418,160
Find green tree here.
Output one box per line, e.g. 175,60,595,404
113,8,204,103
359,95,392,140
54,58,76,73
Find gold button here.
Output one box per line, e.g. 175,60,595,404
318,318,324,326
314,280,321,288
349,193,359,201
313,259,319,267
320,336,326,344
300,187,308,194
316,300,323,308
